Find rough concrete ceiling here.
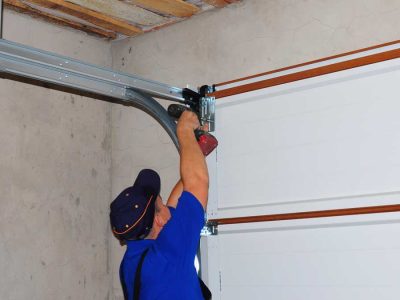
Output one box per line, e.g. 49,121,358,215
5,0,240,40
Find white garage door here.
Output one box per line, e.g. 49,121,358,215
202,54,400,300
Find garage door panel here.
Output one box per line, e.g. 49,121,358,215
205,57,400,300
219,223,400,298
216,65,400,209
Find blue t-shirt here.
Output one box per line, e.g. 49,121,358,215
120,191,205,300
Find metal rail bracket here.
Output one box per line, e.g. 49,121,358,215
200,96,216,132
182,85,216,132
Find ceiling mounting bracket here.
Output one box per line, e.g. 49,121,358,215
200,95,216,132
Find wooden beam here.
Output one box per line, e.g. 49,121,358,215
4,0,117,39
203,0,239,8
67,0,165,25
203,0,229,8
126,0,199,18
24,0,143,36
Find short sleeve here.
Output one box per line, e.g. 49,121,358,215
154,191,205,261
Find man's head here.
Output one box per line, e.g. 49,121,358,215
110,169,163,241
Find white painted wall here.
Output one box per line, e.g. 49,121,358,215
110,0,400,299
0,10,113,300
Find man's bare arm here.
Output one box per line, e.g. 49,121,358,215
166,180,183,208
177,111,209,209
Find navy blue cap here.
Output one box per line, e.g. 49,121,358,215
110,169,161,240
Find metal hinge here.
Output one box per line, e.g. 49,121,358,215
200,220,218,236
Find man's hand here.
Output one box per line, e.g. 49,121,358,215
177,111,200,136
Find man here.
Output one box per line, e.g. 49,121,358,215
110,111,209,300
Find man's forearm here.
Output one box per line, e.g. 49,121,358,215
178,128,209,208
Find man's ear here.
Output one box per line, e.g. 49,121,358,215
154,213,163,227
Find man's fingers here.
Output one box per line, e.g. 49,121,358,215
200,123,209,132
178,110,200,131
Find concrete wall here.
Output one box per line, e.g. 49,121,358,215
110,0,400,298
0,11,112,300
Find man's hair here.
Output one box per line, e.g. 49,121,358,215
155,204,161,214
